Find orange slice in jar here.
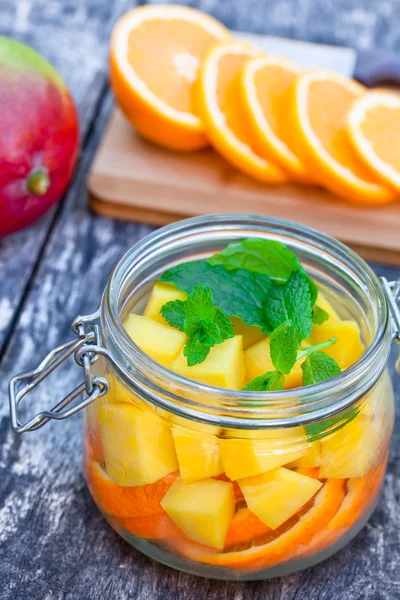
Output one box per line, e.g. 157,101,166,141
110,5,232,151
289,70,396,204
195,42,288,182
303,452,388,557
347,91,400,194
224,508,271,548
117,511,174,541
239,54,312,182
86,460,179,518
172,478,345,569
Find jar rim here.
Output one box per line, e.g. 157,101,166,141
101,214,392,428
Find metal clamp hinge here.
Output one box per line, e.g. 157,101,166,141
380,278,400,342
9,310,109,434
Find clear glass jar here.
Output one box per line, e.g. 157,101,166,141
10,215,397,581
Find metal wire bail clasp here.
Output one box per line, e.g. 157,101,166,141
9,310,109,434
380,277,400,374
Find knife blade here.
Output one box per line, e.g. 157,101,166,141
236,31,400,86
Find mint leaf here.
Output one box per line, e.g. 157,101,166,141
160,261,274,332
285,271,313,343
161,299,186,331
243,370,285,391
162,284,234,366
301,351,341,386
184,284,215,322
183,334,211,366
214,310,235,339
208,238,318,304
263,271,312,344
312,305,329,325
208,239,302,283
270,321,298,375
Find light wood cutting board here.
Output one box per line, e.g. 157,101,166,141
89,108,400,264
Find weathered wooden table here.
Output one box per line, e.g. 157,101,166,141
1,1,400,598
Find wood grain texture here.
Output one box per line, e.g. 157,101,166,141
1,1,400,599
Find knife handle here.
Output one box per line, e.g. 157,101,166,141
354,49,400,88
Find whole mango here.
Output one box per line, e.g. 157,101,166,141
0,36,79,235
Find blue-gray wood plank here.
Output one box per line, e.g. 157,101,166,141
0,1,400,598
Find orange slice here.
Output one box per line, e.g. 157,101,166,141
304,452,388,557
196,43,288,182
347,91,400,194
117,511,174,541
86,460,179,518
240,54,311,182
173,478,345,569
110,5,232,151
289,70,396,205
224,508,271,548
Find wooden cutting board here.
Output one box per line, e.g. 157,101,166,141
88,109,400,265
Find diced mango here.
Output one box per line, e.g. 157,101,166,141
171,335,246,390
319,412,386,479
125,313,186,368
287,441,321,469
172,427,223,482
99,403,178,486
161,479,235,549
143,282,187,325
238,467,322,529
230,316,266,349
244,337,308,389
219,430,309,480
312,320,364,370
316,290,341,324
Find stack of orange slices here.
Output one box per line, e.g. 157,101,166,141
110,4,400,206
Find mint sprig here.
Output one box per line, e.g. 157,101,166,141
208,238,318,304
301,351,341,386
263,270,313,345
243,371,285,392
161,284,234,366
160,261,274,333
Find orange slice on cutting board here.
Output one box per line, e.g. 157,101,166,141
347,91,400,194
239,54,312,182
195,42,288,182
289,70,396,205
110,5,232,151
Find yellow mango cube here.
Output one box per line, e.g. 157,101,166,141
312,320,364,370
125,313,185,368
316,290,341,324
161,479,235,549
230,316,266,349
171,335,245,390
244,337,307,389
99,403,178,486
220,430,309,480
144,282,187,325
319,412,385,479
172,427,223,482
238,467,322,529
287,441,321,469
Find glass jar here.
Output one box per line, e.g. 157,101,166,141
9,214,399,581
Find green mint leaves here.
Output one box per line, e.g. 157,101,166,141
161,284,234,366
243,371,285,392
301,351,342,386
269,321,297,375
160,261,274,333
263,271,313,344
312,305,329,325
